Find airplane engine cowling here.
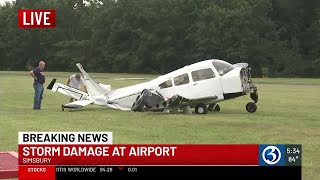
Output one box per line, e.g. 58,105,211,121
220,67,243,94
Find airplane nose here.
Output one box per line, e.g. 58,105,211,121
240,67,257,95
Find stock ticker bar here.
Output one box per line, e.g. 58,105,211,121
18,144,302,180
55,166,300,179
19,166,301,179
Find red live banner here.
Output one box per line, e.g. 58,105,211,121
18,10,56,28
19,144,258,165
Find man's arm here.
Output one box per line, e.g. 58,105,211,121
30,70,37,80
83,85,87,93
67,78,71,86
80,77,87,92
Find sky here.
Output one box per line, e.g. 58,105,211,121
0,0,14,5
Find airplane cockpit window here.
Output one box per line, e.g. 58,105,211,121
191,68,215,82
212,60,235,76
159,80,173,89
174,73,189,86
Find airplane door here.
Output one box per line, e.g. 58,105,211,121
187,68,224,100
171,73,192,98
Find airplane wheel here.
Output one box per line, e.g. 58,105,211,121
208,103,220,111
208,104,214,111
246,102,257,113
214,104,220,111
195,103,208,114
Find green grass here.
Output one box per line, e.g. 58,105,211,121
253,78,320,85
0,72,319,180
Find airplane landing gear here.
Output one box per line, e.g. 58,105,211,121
246,102,257,113
208,103,220,111
195,103,208,114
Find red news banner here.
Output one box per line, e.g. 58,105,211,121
18,10,56,28
19,144,258,165
18,132,258,179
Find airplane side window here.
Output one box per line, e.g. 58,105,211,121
159,80,172,89
191,72,201,82
191,68,215,82
174,73,189,86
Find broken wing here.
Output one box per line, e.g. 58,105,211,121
131,89,218,112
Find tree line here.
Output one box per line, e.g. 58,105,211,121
0,0,319,77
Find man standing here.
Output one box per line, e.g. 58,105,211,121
29,61,46,110
67,74,87,102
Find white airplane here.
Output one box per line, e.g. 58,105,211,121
47,59,258,114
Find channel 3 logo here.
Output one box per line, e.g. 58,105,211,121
259,144,285,166
262,146,281,164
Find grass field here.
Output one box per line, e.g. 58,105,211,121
0,71,319,180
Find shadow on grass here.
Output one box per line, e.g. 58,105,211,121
58,105,261,117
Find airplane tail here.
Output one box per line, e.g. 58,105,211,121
47,79,95,110
47,79,89,100
76,63,111,97
46,63,112,110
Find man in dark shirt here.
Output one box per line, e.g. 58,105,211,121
29,61,46,110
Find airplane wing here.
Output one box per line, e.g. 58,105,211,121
76,63,111,96
61,99,95,111
47,79,89,100
166,94,218,108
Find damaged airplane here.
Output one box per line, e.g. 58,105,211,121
47,59,258,114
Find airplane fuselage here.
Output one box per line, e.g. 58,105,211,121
49,59,258,114
105,59,254,111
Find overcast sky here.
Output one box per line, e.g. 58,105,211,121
0,0,14,5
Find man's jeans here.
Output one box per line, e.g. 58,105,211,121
33,82,44,109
